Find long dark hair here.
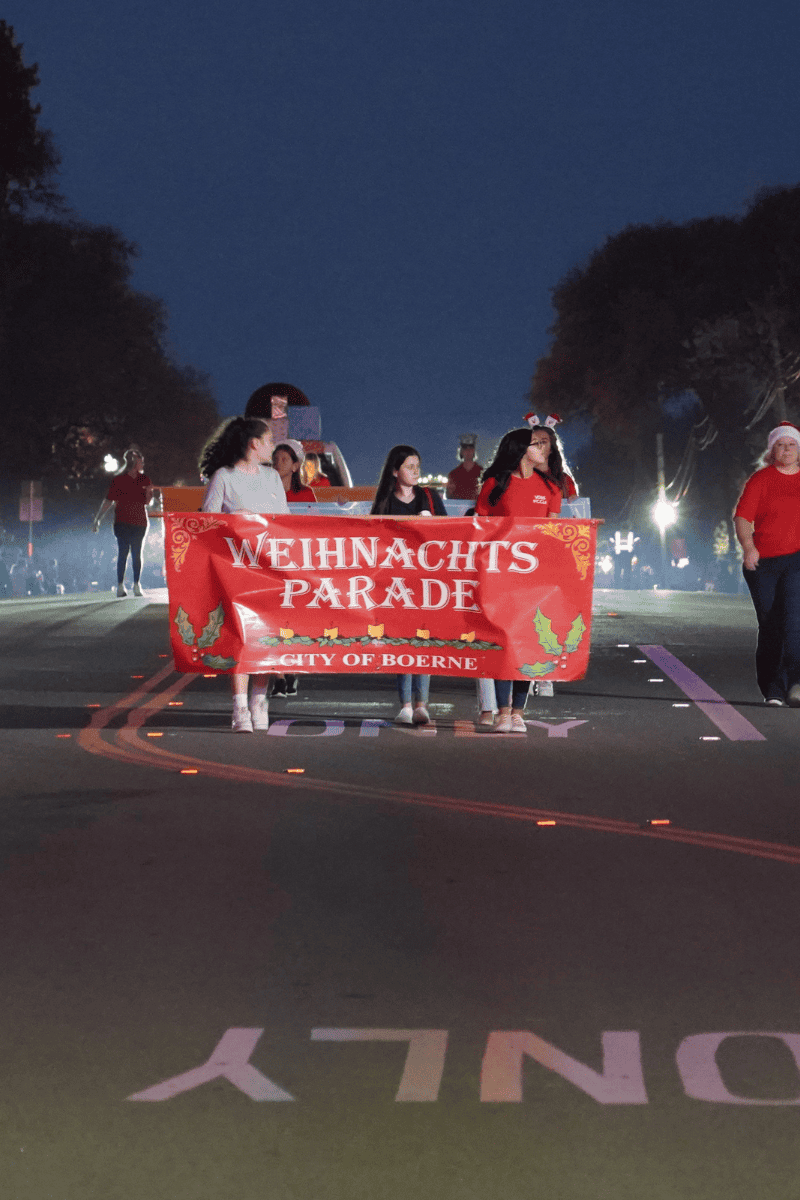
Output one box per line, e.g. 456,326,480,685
274,442,305,493
482,427,568,507
198,416,268,479
371,444,421,514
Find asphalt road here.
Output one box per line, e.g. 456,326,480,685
1,587,799,1200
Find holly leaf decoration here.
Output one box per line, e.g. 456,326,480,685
520,661,557,678
533,608,562,655
197,603,225,649
201,655,237,671
174,607,196,646
564,614,587,653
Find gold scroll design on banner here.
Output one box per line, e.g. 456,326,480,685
170,514,226,572
534,522,592,581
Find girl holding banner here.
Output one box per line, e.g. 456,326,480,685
476,426,568,733
199,416,288,732
372,444,447,725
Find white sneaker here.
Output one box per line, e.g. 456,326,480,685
495,714,513,733
132,582,143,597
250,698,269,730
412,704,430,725
231,705,253,733
511,712,528,732
116,584,127,597
396,704,414,724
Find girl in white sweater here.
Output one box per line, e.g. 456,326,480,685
199,416,288,732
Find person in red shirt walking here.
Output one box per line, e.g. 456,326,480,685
475,425,570,732
92,449,153,597
734,421,800,707
446,434,483,501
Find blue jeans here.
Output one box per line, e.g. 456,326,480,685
397,675,430,704
494,679,531,709
743,549,800,700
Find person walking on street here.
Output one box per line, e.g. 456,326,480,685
475,426,565,732
92,449,153,597
200,416,288,731
446,434,483,501
734,421,800,707
371,444,446,725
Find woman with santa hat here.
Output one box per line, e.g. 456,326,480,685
734,420,800,707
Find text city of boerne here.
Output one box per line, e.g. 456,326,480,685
223,533,541,611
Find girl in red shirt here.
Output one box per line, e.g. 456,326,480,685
273,441,318,502
476,426,571,732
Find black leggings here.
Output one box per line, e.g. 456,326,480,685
114,523,146,584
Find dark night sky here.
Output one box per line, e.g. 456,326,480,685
7,0,800,483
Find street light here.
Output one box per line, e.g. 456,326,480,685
652,497,677,532
103,454,119,473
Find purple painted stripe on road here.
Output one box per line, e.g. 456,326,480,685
637,645,766,742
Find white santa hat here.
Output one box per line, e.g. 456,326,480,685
767,422,800,451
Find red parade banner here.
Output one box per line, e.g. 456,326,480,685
165,513,601,681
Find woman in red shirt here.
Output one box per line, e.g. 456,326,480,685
476,426,569,732
92,449,153,597
734,421,800,706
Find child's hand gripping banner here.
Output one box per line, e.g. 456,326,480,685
165,514,600,681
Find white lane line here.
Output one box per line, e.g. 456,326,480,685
637,645,765,742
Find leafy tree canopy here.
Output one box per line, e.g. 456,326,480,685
1,22,218,491
0,20,63,215
529,186,800,511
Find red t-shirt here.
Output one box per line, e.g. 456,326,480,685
107,472,152,526
734,466,800,558
475,472,562,517
287,484,318,502
447,462,483,500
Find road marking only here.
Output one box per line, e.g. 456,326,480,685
637,645,765,742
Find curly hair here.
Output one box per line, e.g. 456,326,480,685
198,416,269,479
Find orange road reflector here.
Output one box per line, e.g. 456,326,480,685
606,611,621,617
158,654,169,657
146,732,163,737
131,675,144,679
536,820,556,826
203,674,216,678
286,768,305,774
86,703,101,708
648,819,671,826
179,769,198,775
56,733,71,739
168,702,183,707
